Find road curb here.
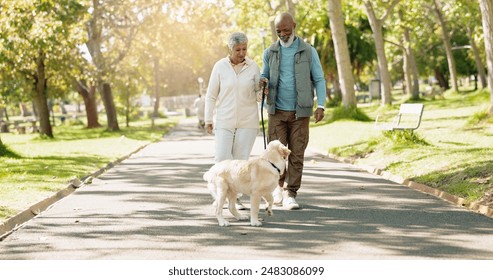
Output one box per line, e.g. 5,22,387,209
324,152,493,219
0,143,151,240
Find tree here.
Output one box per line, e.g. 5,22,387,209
383,5,421,100
327,0,356,108
478,0,493,114
467,27,487,90
362,0,401,106
74,78,101,128
85,0,143,131
430,0,459,92
0,0,87,138
396,6,420,99
456,0,487,89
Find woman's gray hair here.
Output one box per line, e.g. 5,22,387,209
227,32,248,50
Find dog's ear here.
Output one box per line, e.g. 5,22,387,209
284,147,291,158
278,145,291,159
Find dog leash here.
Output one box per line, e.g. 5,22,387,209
260,80,267,149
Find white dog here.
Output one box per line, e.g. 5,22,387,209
203,140,291,227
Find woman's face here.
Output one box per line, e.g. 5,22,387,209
230,43,247,64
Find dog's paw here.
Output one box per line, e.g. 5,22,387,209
218,220,230,227
250,220,263,227
237,215,249,221
266,208,273,216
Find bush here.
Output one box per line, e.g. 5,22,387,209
329,105,371,122
467,109,493,125
382,130,429,146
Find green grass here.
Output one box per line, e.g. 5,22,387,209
0,117,178,222
310,88,493,204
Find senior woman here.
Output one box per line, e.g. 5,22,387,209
204,32,263,209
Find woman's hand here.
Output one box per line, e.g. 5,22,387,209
206,123,213,134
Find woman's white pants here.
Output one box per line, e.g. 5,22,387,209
214,128,258,162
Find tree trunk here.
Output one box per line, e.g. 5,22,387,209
31,101,37,120
364,0,400,106
333,73,342,103
2,107,8,121
434,68,448,89
100,82,120,131
328,0,356,108
467,27,487,89
409,46,420,99
125,81,130,128
74,80,101,128
479,0,493,114
87,0,119,131
19,103,30,117
399,12,420,100
33,52,53,138
152,58,161,119
398,11,412,97
433,0,459,92
368,12,392,105
402,48,413,96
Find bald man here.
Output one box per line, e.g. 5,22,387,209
260,12,327,210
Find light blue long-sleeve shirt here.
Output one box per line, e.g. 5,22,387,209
261,38,326,111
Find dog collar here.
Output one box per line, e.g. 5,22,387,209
269,161,281,174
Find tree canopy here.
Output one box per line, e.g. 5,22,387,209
1,0,492,141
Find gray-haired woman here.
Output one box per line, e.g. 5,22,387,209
204,32,263,209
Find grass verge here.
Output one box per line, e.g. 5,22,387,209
309,88,493,206
0,117,177,222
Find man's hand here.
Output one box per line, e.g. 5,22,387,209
206,123,213,134
314,108,324,123
260,78,269,96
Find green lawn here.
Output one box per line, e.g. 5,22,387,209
0,117,177,221
309,89,493,205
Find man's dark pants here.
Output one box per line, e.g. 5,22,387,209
268,109,309,198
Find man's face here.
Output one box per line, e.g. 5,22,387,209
275,20,295,43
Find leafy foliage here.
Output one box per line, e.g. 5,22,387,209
381,130,429,146
328,105,372,122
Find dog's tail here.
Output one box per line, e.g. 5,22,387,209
203,163,220,183
203,166,218,203
203,169,213,183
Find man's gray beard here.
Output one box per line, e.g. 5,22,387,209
279,33,295,48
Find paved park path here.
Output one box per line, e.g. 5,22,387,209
1,118,493,260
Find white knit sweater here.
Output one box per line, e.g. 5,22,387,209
205,56,262,129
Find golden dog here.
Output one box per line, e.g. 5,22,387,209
203,140,291,226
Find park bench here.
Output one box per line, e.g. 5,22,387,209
356,93,370,103
422,85,444,99
0,119,39,134
374,103,424,131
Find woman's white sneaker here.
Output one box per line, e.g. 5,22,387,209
272,186,283,205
